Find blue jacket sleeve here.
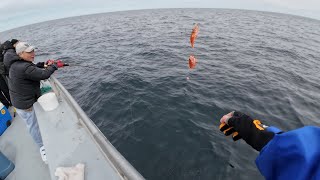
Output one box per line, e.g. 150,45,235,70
255,126,320,180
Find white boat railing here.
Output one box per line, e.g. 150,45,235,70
50,76,145,180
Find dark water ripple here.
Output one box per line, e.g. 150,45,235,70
2,9,320,180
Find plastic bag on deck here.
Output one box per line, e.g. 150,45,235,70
40,80,52,95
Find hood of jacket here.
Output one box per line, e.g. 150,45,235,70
3,48,20,70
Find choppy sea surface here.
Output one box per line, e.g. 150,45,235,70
2,9,320,180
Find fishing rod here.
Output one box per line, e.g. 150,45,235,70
67,63,103,70
53,57,103,70
51,61,103,70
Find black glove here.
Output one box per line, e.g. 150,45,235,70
35,62,45,68
220,111,275,151
219,123,242,141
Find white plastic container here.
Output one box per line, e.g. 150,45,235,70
38,92,59,111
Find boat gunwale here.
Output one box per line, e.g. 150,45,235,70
50,76,145,180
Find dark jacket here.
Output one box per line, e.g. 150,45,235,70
4,49,58,109
0,41,15,75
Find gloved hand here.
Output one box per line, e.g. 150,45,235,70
219,122,242,141
54,60,69,68
219,111,242,141
219,111,276,151
55,60,67,68
46,59,54,65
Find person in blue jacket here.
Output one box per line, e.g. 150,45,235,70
219,111,320,180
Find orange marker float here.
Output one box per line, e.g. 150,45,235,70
190,24,199,48
189,55,197,69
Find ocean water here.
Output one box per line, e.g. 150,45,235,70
2,9,320,180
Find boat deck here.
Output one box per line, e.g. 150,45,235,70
34,93,122,180
0,111,51,180
0,77,144,180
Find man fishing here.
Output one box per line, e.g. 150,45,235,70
4,41,66,163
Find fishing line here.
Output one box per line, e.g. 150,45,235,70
66,63,103,70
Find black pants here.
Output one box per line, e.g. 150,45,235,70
0,75,11,108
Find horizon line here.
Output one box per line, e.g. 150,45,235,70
1,8,319,33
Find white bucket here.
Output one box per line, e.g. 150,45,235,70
38,92,59,111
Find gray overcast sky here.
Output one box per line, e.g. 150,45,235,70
1,0,320,32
